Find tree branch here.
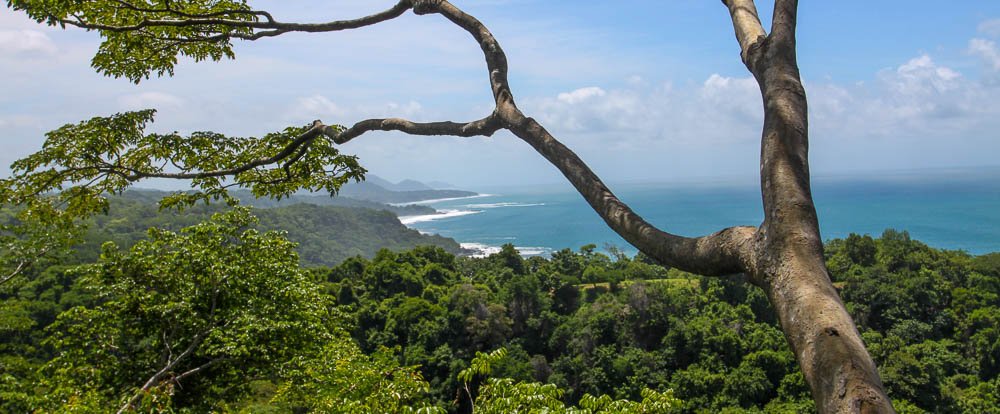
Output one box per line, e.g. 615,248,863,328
329,113,502,145
121,120,328,181
118,331,208,414
56,0,413,37
29,0,760,276
173,357,228,383
108,0,275,23
770,0,798,47
721,2,895,412
0,260,29,286
405,1,755,275
721,0,767,66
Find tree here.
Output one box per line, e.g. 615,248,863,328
2,0,893,412
35,208,337,412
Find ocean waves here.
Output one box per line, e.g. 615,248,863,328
390,194,493,206
459,243,552,258
398,209,482,225
462,202,546,209
397,194,553,257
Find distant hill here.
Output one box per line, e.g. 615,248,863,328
393,179,434,192
230,191,436,216
426,180,458,189
364,175,434,192
75,193,463,267
339,175,478,204
122,189,437,216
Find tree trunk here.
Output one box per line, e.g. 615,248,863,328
754,247,892,412
727,1,896,411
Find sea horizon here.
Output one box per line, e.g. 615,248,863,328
401,167,1000,257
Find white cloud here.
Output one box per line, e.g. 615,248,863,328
969,38,1000,71
293,95,346,118
700,74,762,124
526,73,765,157
557,87,606,104
118,92,185,110
2,3,999,186
384,101,423,119
0,30,56,55
887,54,961,94
978,18,1000,37
287,95,426,124
856,54,972,128
522,49,1000,180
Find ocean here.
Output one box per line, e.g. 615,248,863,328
402,169,1000,257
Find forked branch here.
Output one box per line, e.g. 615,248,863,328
118,331,208,414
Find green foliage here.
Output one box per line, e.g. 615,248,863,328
62,194,460,267
459,348,509,382
29,208,337,412
826,230,1000,413
461,347,682,413
3,213,998,413
3,110,363,213
273,337,445,414
9,0,256,82
0,107,366,286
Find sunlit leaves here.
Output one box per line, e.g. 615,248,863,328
461,347,682,413
458,347,508,382
9,0,258,82
35,208,336,411
274,340,446,414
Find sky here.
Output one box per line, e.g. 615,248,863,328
1,1,1000,189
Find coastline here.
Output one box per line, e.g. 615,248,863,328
389,193,493,206
392,173,1000,257
396,193,553,258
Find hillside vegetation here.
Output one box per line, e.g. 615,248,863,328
70,194,462,266
1,204,996,413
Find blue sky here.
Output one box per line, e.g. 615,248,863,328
2,1,999,188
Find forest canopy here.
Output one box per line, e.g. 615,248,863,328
2,201,997,412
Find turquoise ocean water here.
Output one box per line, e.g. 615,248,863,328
403,169,1000,257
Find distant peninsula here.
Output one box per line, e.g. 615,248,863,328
337,175,479,204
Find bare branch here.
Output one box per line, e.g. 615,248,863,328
420,1,513,106
118,331,208,414
770,0,798,47
0,244,54,286
330,113,502,145
0,260,29,286
721,0,767,66
173,357,228,383
720,2,895,412
507,116,755,275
